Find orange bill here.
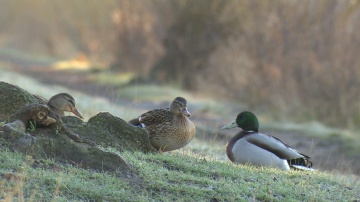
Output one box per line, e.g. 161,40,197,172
71,108,84,119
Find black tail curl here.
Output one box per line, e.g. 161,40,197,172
288,157,313,168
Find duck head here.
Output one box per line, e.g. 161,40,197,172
170,97,191,117
222,111,259,132
48,93,84,119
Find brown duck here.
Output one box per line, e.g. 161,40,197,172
128,97,196,152
47,93,84,119
0,93,85,140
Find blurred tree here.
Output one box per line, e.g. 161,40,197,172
150,0,241,88
236,0,360,126
111,0,163,74
2,0,360,127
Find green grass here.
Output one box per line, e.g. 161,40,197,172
0,48,57,64
1,59,360,201
118,84,191,103
1,147,359,201
0,148,140,201
88,71,136,87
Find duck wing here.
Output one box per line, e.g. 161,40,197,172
269,137,313,168
245,132,308,160
139,108,173,126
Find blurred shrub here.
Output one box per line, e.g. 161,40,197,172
145,0,360,127
228,0,360,126
111,0,164,73
149,0,242,88
0,0,118,61
1,0,360,127
155,0,360,127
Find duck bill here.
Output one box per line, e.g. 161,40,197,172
181,107,191,117
37,112,57,126
71,108,84,119
43,116,57,126
221,120,237,130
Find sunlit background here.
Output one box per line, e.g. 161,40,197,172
1,0,360,176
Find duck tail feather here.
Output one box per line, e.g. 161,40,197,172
291,165,316,171
288,157,314,171
128,118,143,128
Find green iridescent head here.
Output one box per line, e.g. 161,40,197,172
222,111,259,132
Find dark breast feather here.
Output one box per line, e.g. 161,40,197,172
226,131,251,162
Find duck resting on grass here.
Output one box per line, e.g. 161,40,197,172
128,97,196,152
222,111,313,171
48,93,84,119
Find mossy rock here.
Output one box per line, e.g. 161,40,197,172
0,81,40,121
0,81,156,174
63,113,156,153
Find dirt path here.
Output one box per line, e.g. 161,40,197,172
1,53,359,176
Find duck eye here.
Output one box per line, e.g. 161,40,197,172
66,99,75,106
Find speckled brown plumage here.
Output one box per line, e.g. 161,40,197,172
128,97,196,152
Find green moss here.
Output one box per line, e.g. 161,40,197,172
0,82,40,121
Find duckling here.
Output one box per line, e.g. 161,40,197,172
48,93,84,119
128,97,196,152
222,111,313,171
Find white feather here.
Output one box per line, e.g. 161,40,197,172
232,138,291,170
291,165,316,171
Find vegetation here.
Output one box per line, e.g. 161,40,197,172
1,1,360,127
1,1,360,200
0,147,359,201
1,66,360,172
0,73,358,200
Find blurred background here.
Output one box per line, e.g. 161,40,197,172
0,0,360,176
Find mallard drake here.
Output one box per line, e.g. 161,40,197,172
48,93,84,119
222,111,313,171
128,97,196,152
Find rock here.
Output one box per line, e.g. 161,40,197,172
0,82,40,121
63,112,156,153
0,81,157,175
